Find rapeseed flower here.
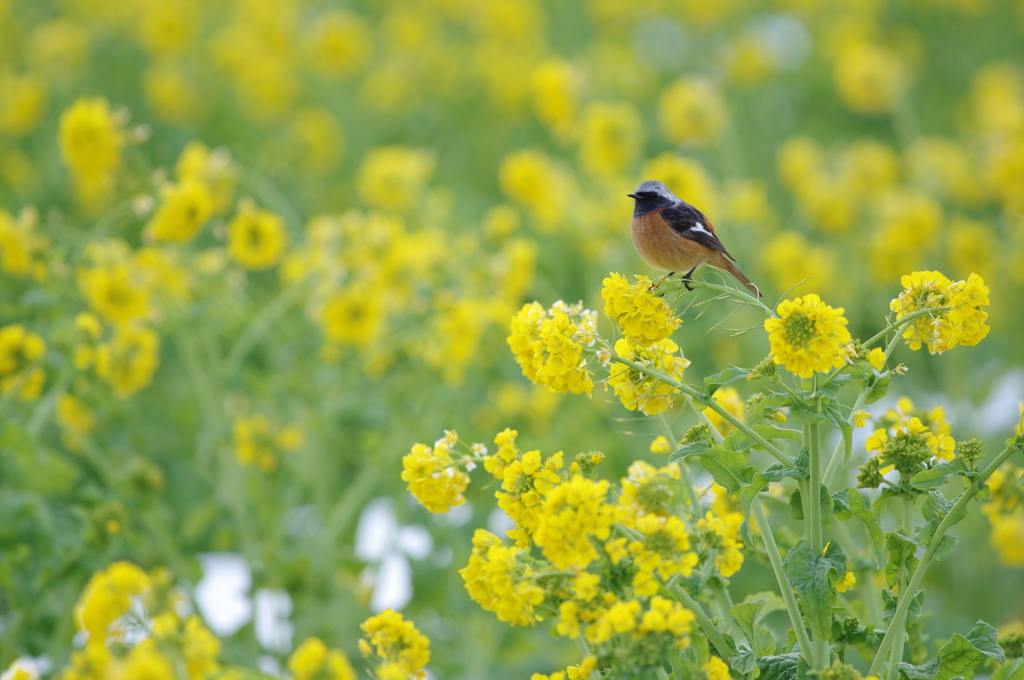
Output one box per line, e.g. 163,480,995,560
358,609,431,680
73,561,151,643
402,432,471,514
0,323,46,401
232,413,302,472
287,637,355,680
764,294,852,378
94,325,160,398
459,529,545,626
145,180,213,243
601,273,681,346
607,338,689,415
227,203,288,271
891,271,990,354
533,475,617,570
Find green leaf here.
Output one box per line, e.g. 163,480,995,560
789,484,832,521
754,424,803,442
670,439,713,464
911,459,973,490
898,622,1004,680
757,653,803,680
965,620,1005,664
788,403,827,424
784,540,837,639
731,598,778,656
865,371,891,405
883,588,925,626
885,532,920,588
730,647,760,676
705,367,752,397
823,403,853,462
739,474,769,515
832,488,886,568
697,446,755,496
762,450,810,482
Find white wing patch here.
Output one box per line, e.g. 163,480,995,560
691,222,712,236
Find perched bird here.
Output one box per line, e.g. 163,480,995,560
628,180,761,297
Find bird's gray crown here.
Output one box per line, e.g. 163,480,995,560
632,180,679,202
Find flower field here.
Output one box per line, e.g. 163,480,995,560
1,1,1023,679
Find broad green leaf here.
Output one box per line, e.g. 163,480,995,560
670,439,713,464
762,450,810,482
911,459,972,490
883,588,925,626
898,622,1003,680
885,532,920,588
704,368,752,402
731,598,777,656
865,372,891,405
965,620,1005,664
824,403,853,462
739,474,769,515
832,488,886,568
917,519,958,559
788,484,832,521
788,403,827,424
697,446,755,496
784,540,837,639
757,653,804,680
730,646,760,676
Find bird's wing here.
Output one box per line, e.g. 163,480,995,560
661,204,737,262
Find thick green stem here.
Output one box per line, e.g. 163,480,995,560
807,417,829,671
751,499,814,667
679,278,777,318
709,580,744,644
886,496,915,680
868,445,1019,677
609,352,790,466
666,580,736,660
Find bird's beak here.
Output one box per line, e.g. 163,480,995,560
627,193,639,199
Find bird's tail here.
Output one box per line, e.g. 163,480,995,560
712,254,762,298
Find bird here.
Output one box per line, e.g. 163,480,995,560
628,179,761,297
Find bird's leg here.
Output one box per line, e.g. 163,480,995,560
681,266,698,292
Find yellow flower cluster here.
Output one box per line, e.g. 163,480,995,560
0,207,48,281
496,448,564,548
765,294,852,379
981,463,1024,567
227,201,289,271
619,461,682,519
288,637,356,680
601,273,681,345
861,397,956,482
402,430,471,514
891,271,990,354
508,302,595,396
696,510,745,578
231,413,303,472
73,561,151,642
61,562,222,680
607,338,690,415
533,475,618,570
58,97,123,209
459,529,546,626
0,323,46,401
358,609,431,680
626,514,699,596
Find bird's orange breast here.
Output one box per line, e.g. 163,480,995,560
631,209,709,272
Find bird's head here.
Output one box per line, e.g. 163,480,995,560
628,180,679,216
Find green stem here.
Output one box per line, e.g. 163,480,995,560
609,352,790,466
709,580,744,644
223,281,308,377
751,499,814,667
807,414,830,672
665,579,736,660
681,278,776,318
886,496,915,680
868,445,1019,677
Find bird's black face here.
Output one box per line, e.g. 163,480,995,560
628,188,673,217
